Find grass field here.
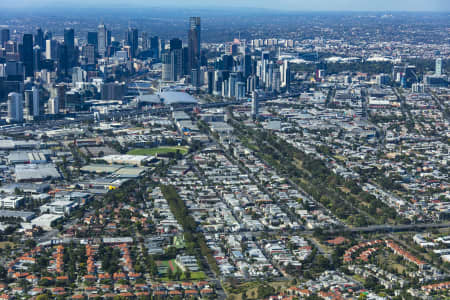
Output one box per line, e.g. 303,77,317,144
127,146,189,156
0,242,14,249
156,260,206,281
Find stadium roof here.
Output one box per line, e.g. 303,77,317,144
138,91,197,105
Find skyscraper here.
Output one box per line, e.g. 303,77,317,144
97,23,107,57
126,27,139,58
46,39,57,60
22,34,34,77
207,69,214,94
44,30,52,42
64,28,75,67
8,92,23,122
32,86,40,117
87,31,98,50
1,28,10,47
251,91,258,119
141,32,149,50
228,72,238,98
158,39,165,59
170,38,182,52
261,51,270,85
436,58,442,76
58,43,69,77
170,49,183,81
188,17,201,73
24,90,33,118
82,44,96,65
162,52,172,81
33,46,42,72
243,54,252,78
35,27,44,49
48,97,59,114
24,86,40,118
150,36,159,59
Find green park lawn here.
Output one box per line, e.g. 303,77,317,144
127,146,189,156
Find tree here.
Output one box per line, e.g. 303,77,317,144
242,291,247,300
175,269,182,281
25,239,36,249
257,284,275,299
184,269,191,280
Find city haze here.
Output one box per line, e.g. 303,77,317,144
1,0,450,11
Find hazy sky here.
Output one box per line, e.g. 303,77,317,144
2,0,450,11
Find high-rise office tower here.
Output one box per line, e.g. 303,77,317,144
158,39,165,59
87,31,98,51
243,54,252,78
5,61,24,80
64,28,75,67
24,90,33,118
58,43,69,77
53,83,67,111
107,30,112,46
82,44,96,65
150,36,159,59
228,72,238,98
261,51,270,84
101,82,126,100
141,32,148,50
32,86,40,117
272,69,281,93
48,97,59,114
5,41,18,55
222,55,234,71
188,17,201,72
236,82,246,100
182,47,189,75
44,31,52,42
279,60,291,90
207,69,214,94
436,58,442,76
72,67,86,84
126,27,139,58
170,49,183,81
22,34,34,77
162,52,172,81
35,28,44,49
251,91,258,119
33,46,42,72
1,28,10,47
8,92,23,122
247,75,257,93
97,23,107,57
265,62,274,90
170,38,182,52
45,39,57,60
24,86,40,118
191,68,200,88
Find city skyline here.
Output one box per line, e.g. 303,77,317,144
2,0,450,12
0,4,448,299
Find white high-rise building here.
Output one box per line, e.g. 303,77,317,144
45,39,57,60
7,92,23,123
48,97,59,114
436,58,442,76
